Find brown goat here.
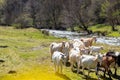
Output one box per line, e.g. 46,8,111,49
80,36,97,47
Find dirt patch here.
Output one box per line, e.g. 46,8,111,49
20,45,46,52
31,46,44,51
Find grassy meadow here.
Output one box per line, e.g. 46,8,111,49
0,26,120,80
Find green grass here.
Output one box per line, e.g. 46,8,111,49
0,26,120,80
88,24,120,37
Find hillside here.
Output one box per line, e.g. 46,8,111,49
0,26,120,80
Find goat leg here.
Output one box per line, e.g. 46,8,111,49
108,70,112,80
114,65,117,76
104,69,106,77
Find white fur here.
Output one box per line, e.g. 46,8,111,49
90,46,103,54
50,41,65,60
80,54,103,76
69,47,81,74
52,51,66,73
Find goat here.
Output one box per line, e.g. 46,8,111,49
52,51,66,73
62,41,73,65
89,46,103,55
80,36,97,47
72,39,85,49
80,53,103,78
97,51,120,79
69,47,81,74
50,41,65,60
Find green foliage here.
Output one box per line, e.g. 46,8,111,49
89,24,111,32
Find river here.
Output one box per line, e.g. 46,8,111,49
42,29,120,46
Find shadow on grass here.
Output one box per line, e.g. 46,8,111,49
55,73,71,80
72,70,98,80
112,74,120,80
100,75,112,80
81,74,98,80
65,62,71,67
98,70,120,80
0,45,8,48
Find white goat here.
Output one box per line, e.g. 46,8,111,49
89,46,103,55
62,41,73,64
50,41,65,60
69,47,81,74
52,51,66,73
72,39,90,54
79,53,103,77
80,47,90,55
72,39,85,49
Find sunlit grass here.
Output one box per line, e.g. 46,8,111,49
108,32,120,37
89,24,111,32
89,24,120,37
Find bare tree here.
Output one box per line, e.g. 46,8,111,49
42,0,64,29
64,0,92,34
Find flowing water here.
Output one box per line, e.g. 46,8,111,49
42,29,120,46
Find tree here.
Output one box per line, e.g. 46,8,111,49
100,0,120,31
64,0,93,34
42,0,64,29
3,0,25,25
24,0,42,27
0,0,5,25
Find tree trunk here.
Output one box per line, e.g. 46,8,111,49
112,26,116,31
111,20,117,31
78,19,92,34
81,25,92,34
52,12,56,29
